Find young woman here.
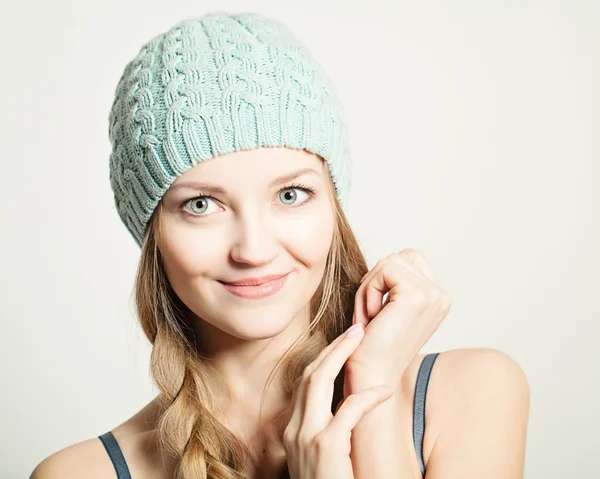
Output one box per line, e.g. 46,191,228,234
31,12,530,479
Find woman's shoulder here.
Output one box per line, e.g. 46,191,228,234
29,435,121,479
30,398,168,479
405,347,529,473
418,346,528,407
408,347,527,391
406,346,528,427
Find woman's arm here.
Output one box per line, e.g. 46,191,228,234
349,388,423,479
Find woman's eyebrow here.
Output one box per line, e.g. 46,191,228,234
168,167,321,195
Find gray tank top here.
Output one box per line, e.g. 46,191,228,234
99,352,440,478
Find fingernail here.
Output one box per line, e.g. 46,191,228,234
346,323,363,337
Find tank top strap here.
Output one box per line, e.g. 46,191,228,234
98,431,133,479
413,352,440,478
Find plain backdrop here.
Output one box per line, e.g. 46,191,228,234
1,1,598,478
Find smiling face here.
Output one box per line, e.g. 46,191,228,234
155,147,336,348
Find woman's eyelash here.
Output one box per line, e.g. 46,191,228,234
179,182,316,216
283,182,316,198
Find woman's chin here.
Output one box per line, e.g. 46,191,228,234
233,316,295,340
207,309,302,341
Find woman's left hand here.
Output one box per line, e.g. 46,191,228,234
342,249,452,393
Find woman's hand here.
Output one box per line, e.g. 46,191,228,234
344,248,452,391
283,323,396,479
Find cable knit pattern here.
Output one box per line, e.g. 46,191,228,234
108,12,352,247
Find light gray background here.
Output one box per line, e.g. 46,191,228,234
1,1,598,478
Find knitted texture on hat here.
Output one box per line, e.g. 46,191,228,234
108,12,352,248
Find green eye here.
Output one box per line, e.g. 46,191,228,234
187,197,213,215
279,188,301,205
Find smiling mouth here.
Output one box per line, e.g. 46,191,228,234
219,274,290,299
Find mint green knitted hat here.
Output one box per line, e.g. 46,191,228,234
108,12,352,248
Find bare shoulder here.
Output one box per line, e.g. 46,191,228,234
29,436,117,479
423,347,529,397
418,347,530,478
426,347,530,418
30,397,169,479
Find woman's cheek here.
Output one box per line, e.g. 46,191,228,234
284,208,334,256
161,226,224,282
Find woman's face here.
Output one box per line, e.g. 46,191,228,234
157,147,335,346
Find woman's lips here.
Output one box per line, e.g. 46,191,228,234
220,273,289,298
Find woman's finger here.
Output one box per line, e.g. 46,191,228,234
397,249,438,283
355,260,426,328
324,384,395,448
301,324,365,434
286,324,365,439
304,323,358,376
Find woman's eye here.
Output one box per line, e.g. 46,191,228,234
184,196,220,216
182,186,314,218
277,187,311,206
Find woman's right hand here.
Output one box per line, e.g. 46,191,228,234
282,323,396,478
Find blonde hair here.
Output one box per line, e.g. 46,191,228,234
133,156,368,478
